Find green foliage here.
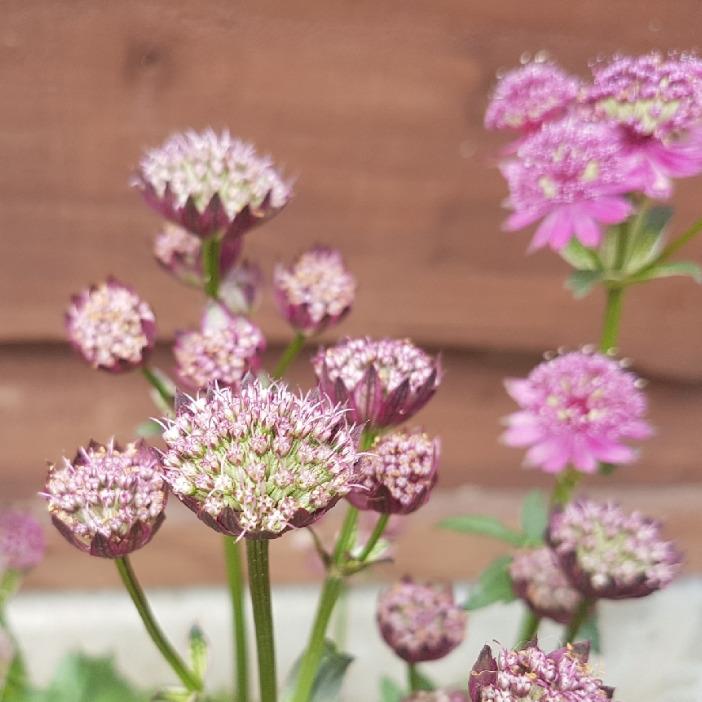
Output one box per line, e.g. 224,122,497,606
464,556,516,611
438,515,526,546
282,640,353,702
565,270,603,299
629,260,702,283
379,676,404,702
576,610,602,654
520,490,548,545
187,626,208,682
136,420,164,438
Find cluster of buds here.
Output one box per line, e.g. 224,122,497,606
469,641,614,701
174,305,265,389
273,247,356,336
502,348,652,474
313,337,441,429
161,380,360,539
376,577,466,663
0,509,45,574
348,429,439,515
44,440,167,558
548,498,681,599
403,693,468,702
66,278,156,373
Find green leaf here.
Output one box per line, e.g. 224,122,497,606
464,556,516,611
413,669,436,692
438,516,526,546
282,640,353,702
188,625,208,681
1,650,32,702
520,491,548,545
379,677,404,702
576,609,602,654
560,239,600,271
565,269,603,299
136,419,163,438
624,206,672,273
631,260,702,284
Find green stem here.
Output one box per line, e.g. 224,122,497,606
657,216,702,263
246,540,277,702
332,507,359,566
272,332,306,379
551,467,581,507
203,235,222,299
141,366,174,409
115,556,201,692
290,576,344,702
356,513,390,563
514,608,541,646
599,286,624,353
563,599,593,645
407,663,422,693
225,538,249,702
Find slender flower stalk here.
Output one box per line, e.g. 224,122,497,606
272,331,306,379
514,609,540,647
407,663,422,693
142,366,175,409
562,598,594,645
203,234,222,299
225,538,249,702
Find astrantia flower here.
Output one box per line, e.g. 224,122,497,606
588,52,702,196
509,547,582,624
174,305,265,390
502,349,652,474
403,692,468,702
485,61,580,133
66,278,156,372
377,578,466,663
313,338,441,428
348,429,439,514
44,440,167,558
161,380,359,539
501,117,642,250
469,641,614,702
273,247,356,336
0,510,45,573
134,129,291,240
548,498,681,599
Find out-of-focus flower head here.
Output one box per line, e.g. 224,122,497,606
485,61,580,134
548,498,682,600
469,640,614,702
509,547,582,624
161,380,359,539
502,348,652,474
134,129,291,240
348,429,439,514
403,692,469,702
44,440,167,558
66,278,156,373
174,304,265,390
500,117,643,251
220,260,263,316
273,246,356,336
376,577,466,663
313,337,441,429
588,51,702,196
0,509,45,573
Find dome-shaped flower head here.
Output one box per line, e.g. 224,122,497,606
161,380,359,539
347,429,439,514
502,348,652,474
548,498,681,600
469,640,614,702
133,129,291,240
65,278,156,373
485,61,580,134
273,247,356,337
377,578,466,663
174,305,265,390
588,52,702,196
403,692,469,702
313,338,441,429
509,547,582,624
0,509,45,573
501,117,642,251
44,440,167,558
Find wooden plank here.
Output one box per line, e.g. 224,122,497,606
2,2,702,378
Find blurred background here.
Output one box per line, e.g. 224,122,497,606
2,1,702,696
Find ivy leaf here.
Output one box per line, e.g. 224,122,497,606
282,640,353,702
520,491,548,544
631,260,702,284
464,556,516,611
379,677,404,702
560,240,600,271
565,269,603,299
438,516,526,546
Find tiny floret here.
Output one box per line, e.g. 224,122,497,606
161,380,359,539
65,278,156,372
502,348,652,474
0,509,45,573
313,337,441,428
548,498,681,599
44,440,167,558
376,578,466,663
273,247,356,336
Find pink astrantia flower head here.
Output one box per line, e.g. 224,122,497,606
501,117,642,251
469,640,614,702
548,498,682,600
44,440,167,558
66,278,156,373
313,337,441,429
273,247,356,337
403,692,469,702
174,305,265,390
377,577,466,664
509,547,582,624
485,61,580,133
161,380,359,539
347,429,439,515
133,129,291,240
588,51,702,197
0,509,45,573
502,348,652,474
